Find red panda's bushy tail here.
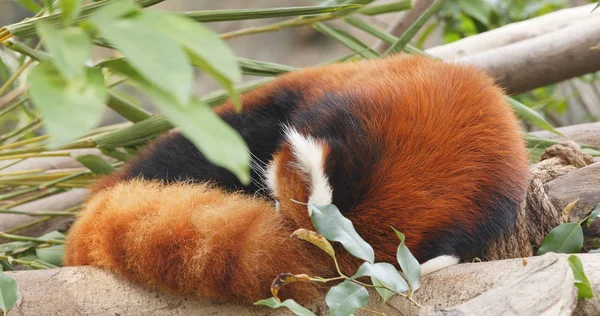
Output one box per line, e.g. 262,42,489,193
64,180,334,303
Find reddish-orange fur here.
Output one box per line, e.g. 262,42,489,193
65,56,529,303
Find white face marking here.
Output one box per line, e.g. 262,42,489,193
420,255,460,275
284,127,333,206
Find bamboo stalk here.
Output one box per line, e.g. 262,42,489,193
180,5,362,23
386,0,445,54
0,209,75,217
0,233,64,245
1,0,166,41
0,135,49,151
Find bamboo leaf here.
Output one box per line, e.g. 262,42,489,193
90,5,194,106
505,97,563,136
359,0,412,16
14,0,43,13
133,12,241,109
28,61,107,148
103,59,250,185
36,22,91,80
314,23,379,59
386,0,444,54
181,5,362,22
76,154,114,175
59,0,84,25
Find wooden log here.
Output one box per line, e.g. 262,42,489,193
427,3,599,60
5,253,597,315
455,17,600,95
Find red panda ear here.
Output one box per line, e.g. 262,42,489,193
264,128,334,230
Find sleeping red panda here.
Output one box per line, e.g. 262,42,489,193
64,55,529,303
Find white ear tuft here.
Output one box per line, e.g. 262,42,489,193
284,127,333,206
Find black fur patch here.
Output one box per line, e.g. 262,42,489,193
123,88,304,194
417,186,520,262
291,93,382,213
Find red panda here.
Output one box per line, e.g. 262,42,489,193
64,55,529,303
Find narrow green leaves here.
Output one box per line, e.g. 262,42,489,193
393,228,421,292
352,262,408,293
76,154,115,175
254,298,315,316
314,23,379,59
505,97,563,136
359,0,412,16
568,255,594,299
28,62,107,148
14,0,43,14
0,271,18,313
326,280,369,316
59,0,84,25
386,0,444,54
309,204,375,263
36,22,91,80
537,223,584,255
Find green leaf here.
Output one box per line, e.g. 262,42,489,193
594,2,600,12
505,97,563,136
36,22,92,80
87,0,140,26
103,59,250,184
14,0,43,13
314,23,379,59
157,99,250,184
59,0,84,25
325,280,369,316
587,204,600,227
352,262,408,293
386,0,444,54
38,231,66,241
458,0,489,25
537,223,584,255
568,255,594,299
371,277,395,301
135,12,241,110
76,154,115,175
91,12,193,106
309,204,375,263
359,0,412,16
0,271,18,312
35,245,65,267
28,61,107,148
139,12,241,84
181,5,361,22
254,297,315,316
392,228,421,292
